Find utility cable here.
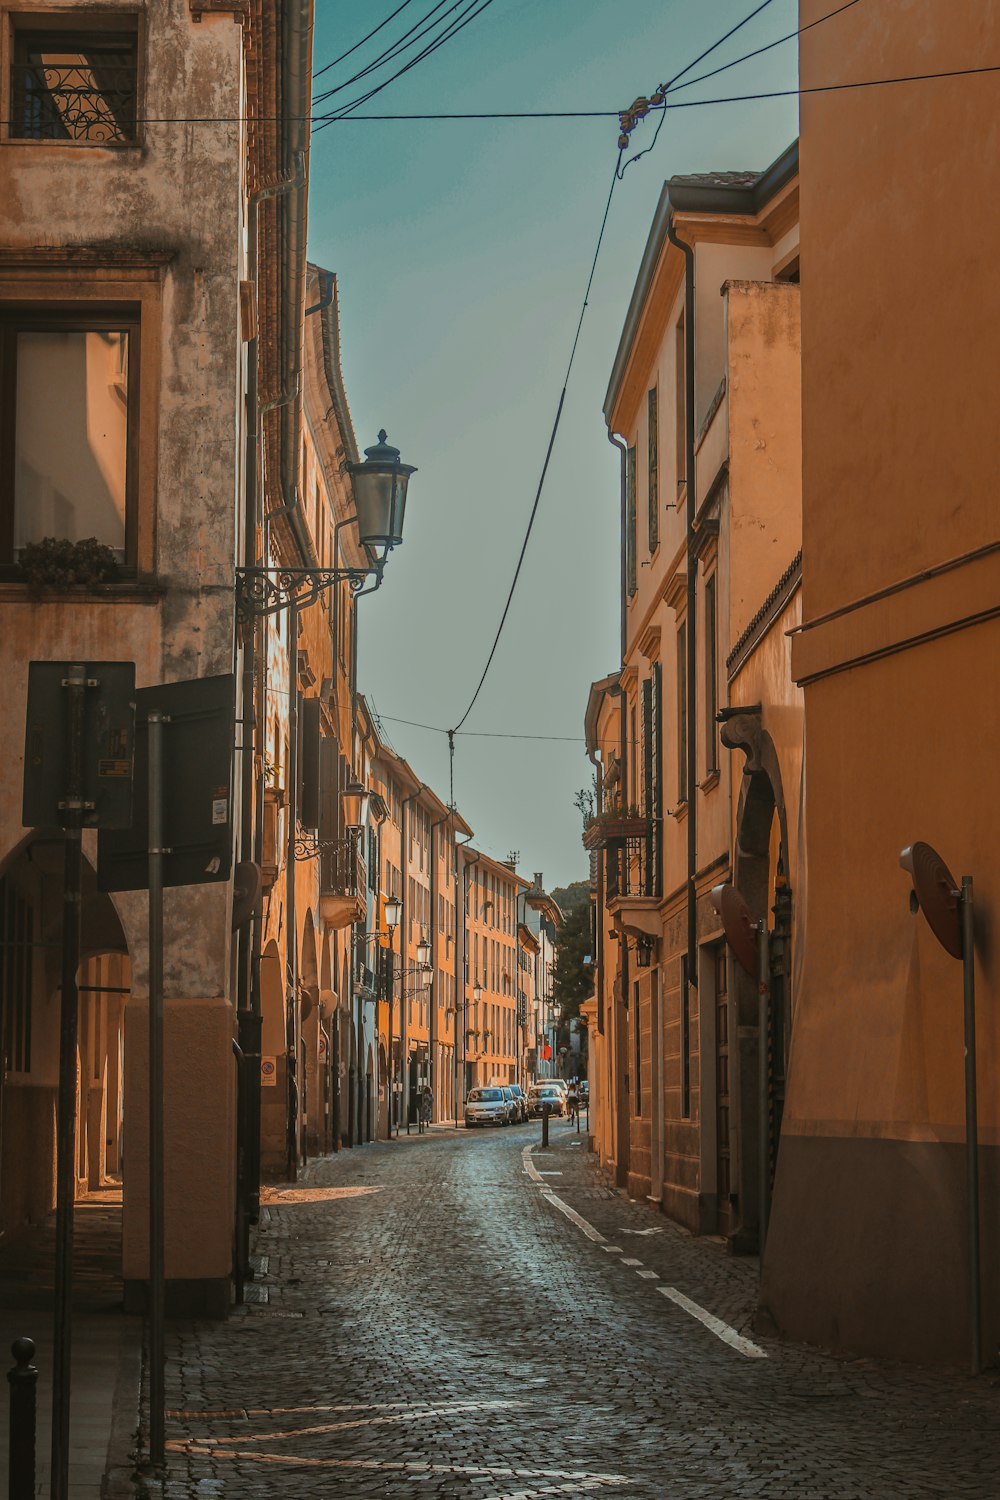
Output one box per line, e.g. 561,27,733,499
18,60,1000,131
321,0,497,125
670,0,863,97
313,0,419,81
314,0,454,105
448,152,621,737
619,0,778,176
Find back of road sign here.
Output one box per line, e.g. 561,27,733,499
22,661,136,830
97,674,235,891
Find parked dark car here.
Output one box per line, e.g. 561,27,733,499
527,1082,565,1118
508,1084,529,1122
500,1086,519,1124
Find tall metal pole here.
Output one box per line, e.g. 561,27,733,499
757,918,771,1256
961,876,981,1376
386,937,394,1140
147,711,166,1468
51,664,86,1500
285,599,300,1179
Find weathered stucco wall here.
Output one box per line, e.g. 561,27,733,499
0,1,247,1301
764,0,1000,1365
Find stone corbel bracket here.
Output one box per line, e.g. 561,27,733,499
718,704,763,773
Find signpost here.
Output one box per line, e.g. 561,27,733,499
22,661,135,1500
98,673,234,1470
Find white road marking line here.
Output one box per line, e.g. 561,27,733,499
522,1145,544,1183
540,1189,606,1243
601,1246,623,1253
522,1144,767,1363
174,1446,632,1484
621,1227,662,1236
204,1399,521,1445
657,1285,768,1359
636,1269,659,1279
536,1170,563,1176
483,1479,625,1499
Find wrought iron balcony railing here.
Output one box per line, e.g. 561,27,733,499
606,835,658,902
320,829,365,902
11,52,137,143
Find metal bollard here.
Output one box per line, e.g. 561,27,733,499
8,1337,37,1500
541,1102,550,1149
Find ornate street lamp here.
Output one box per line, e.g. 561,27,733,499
416,932,431,969
342,779,370,830
347,430,417,551
235,429,416,618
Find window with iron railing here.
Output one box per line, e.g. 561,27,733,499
10,25,139,144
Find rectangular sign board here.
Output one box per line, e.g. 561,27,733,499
97,674,235,892
22,661,136,830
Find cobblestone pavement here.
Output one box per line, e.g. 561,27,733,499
157,1122,1000,1498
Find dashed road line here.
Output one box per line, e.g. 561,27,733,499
657,1285,768,1359
523,1143,768,1361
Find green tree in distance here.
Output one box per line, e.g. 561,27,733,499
550,879,592,1031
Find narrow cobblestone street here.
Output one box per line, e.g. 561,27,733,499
157,1124,1000,1498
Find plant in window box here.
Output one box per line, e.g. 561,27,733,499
17,536,119,591
583,800,651,849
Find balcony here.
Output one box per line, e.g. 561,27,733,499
582,810,652,851
606,834,661,938
320,829,367,930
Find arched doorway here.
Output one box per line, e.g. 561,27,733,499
300,911,320,1162
0,833,131,1239
721,710,793,1247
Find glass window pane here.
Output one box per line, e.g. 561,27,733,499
14,329,129,557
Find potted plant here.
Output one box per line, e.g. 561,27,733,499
17,536,119,590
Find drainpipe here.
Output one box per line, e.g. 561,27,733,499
399,788,420,1132
429,806,451,1125
453,832,475,1124
667,214,698,1014
460,847,481,1103
285,598,300,1181
269,0,318,569
586,735,605,1038
607,430,628,665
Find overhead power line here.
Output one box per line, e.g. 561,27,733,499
15,58,999,132
448,151,621,737
314,0,455,105
315,0,497,127
313,0,419,81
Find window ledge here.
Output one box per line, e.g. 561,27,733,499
668,800,689,822
0,580,165,605
697,770,721,794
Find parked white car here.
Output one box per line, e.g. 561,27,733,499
464,1087,512,1128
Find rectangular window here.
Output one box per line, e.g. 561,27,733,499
677,623,688,802
681,955,691,1118
0,879,33,1075
675,311,686,496
1,309,139,568
705,573,718,774
647,386,658,552
626,444,637,597
10,22,139,144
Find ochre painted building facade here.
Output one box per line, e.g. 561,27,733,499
762,0,1000,1366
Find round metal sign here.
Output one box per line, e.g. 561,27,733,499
711,882,758,977
899,842,962,959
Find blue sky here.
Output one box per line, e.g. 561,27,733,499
308,0,799,889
